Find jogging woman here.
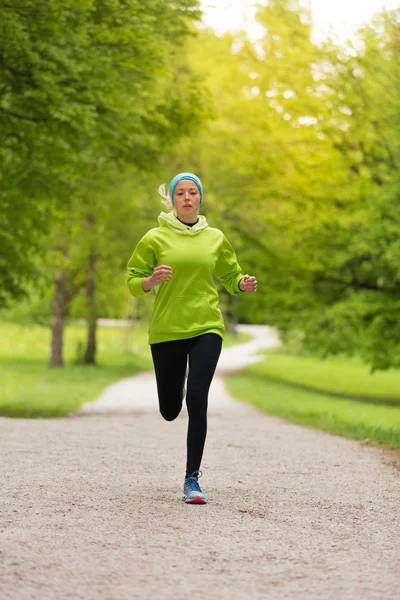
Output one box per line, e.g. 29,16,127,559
127,172,257,504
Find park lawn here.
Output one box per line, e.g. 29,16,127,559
225,366,400,452
0,321,153,418
0,321,249,418
223,330,251,348
251,352,400,404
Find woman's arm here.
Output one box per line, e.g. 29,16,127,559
127,233,156,297
215,234,257,294
214,234,246,294
127,233,173,295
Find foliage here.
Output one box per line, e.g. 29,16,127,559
0,0,203,306
284,10,400,370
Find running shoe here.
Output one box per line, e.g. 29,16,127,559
183,470,206,504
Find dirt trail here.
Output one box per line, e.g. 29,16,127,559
1,326,398,599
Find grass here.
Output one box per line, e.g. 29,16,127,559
0,321,250,418
251,351,400,404
225,360,400,452
223,329,252,348
0,321,153,418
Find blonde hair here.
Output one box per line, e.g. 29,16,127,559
158,184,173,211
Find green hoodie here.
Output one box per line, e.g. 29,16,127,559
127,212,245,344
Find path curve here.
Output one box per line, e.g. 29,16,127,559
1,326,399,600
78,324,279,415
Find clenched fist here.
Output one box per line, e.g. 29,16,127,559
142,265,173,291
239,274,257,293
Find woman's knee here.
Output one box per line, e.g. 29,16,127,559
159,401,182,422
160,411,180,422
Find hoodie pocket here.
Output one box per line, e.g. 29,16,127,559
151,294,223,334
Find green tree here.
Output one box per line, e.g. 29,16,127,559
0,0,201,307
287,9,400,370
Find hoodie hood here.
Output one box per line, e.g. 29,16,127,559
157,211,208,236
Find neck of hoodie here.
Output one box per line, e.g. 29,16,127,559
158,211,208,236
177,216,198,227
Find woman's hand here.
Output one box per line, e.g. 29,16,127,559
142,265,172,291
239,274,257,293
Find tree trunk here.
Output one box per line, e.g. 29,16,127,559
84,248,97,365
49,270,68,368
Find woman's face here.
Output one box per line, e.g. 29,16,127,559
173,179,201,223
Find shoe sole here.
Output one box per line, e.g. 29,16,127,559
183,495,207,505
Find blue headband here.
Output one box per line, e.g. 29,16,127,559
169,172,203,206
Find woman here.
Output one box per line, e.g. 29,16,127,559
127,172,257,504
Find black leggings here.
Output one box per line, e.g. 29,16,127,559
150,333,222,477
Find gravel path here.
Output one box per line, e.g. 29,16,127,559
1,326,399,600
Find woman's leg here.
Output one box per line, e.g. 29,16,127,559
150,340,188,421
185,333,222,477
